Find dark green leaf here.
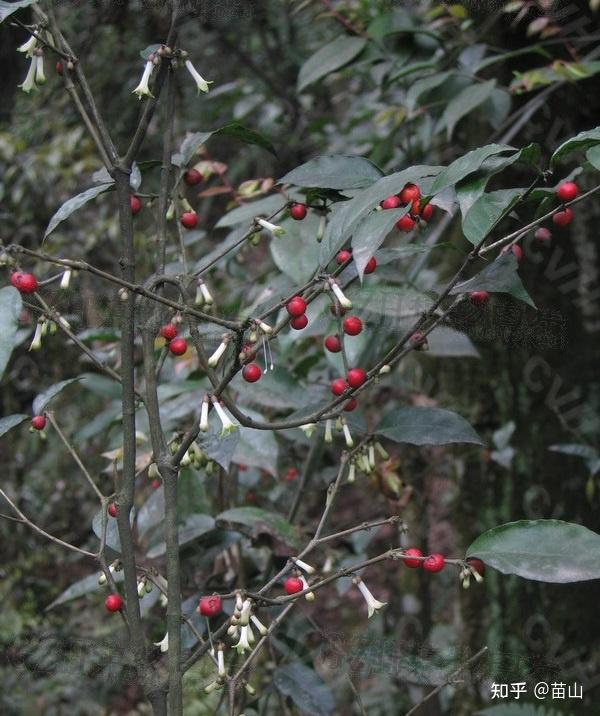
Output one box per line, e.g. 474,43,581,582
215,195,286,228
270,214,322,284
462,189,522,244
351,207,409,279
427,327,480,358
215,121,277,157
467,519,600,582
0,286,22,380
216,507,301,549
440,79,497,139
377,407,483,446
172,131,213,167
234,425,279,476
406,71,453,111
586,144,600,171
280,155,383,190
273,662,335,716
92,509,121,553
548,443,600,476
0,413,28,438
33,378,81,415
196,418,240,470
146,514,215,558
430,145,515,195
44,184,114,239
452,253,535,307
47,571,123,610
136,487,165,539
551,125,600,166
297,36,367,92
0,0,36,22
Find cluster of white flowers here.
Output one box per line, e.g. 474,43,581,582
18,35,46,93
132,46,212,100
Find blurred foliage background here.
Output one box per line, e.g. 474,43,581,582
1,1,600,714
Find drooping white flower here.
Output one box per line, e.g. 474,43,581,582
198,281,213,305
255,319,273,335
19,56,39,93
217,646,226,677
353,576,387,618
199,395,210,432
227,624,239,639
256,218,285,237
35,53,46,85
374,441,389,459
239,598,252,626
342,422,354,449
60,269,72,289
204,680,221,694
293,558,315,575
347,462,356,483
379,364,391,374
324,419,333,444
208,337,228,367
299,575,315,601
29,321,44,351
132,60,154,99
232,625,252,654
17,35,38,57
250,614,268,636
329,280,352,309
368,445,375,469
300,422,316,438
154,632,168,652
211,397,237,435
184,59,212,94
137,579,147,598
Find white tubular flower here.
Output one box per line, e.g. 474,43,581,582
199,395,210,432
17,35,38,56
60,269,72,289
299,575,315,601
180,449,192,467
379,364,391,374
375,441,389,460
233,625,252,654
137,579,146,598
235,591,244,612
368,444,376,469
293,558,315,575
324,419,333,444
98,562,116,586
132,60,154,99
19,56,38,93
239,599,252,626
245,683,256,696
35,53,45,84
154,632,168,652
322,554,334,574
255,319,273,335
246,623,255,644
204,680,221,694
342,422,354,448
347,462,356,483
300,423,316,438
217,646,226,677
353,576,387,618
199,281,214,305
256,218,285,237
184,59,211,94
250,614,268,637
29,321,44,351
208,337,228,367
329,280,352,309
227,624,239,639
211,397,237,435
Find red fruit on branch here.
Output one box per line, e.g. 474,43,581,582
290,202,308,220
343,398,358,411
364,256,377,274
400,183,420,204
184,168,203,186
467,557,485,576
346,368,367,389
198,595,222,617
242,363,262,382
502,244,523,262
286,296,307,317
151,479,161,489
284,577,304,595
403,548,424,568
105,594,123,612
396,214,416,232
421,203,433,221
331,378,348,396
556,181,578,202
169,337,188,356
336,250,352,264
290,314,308,330
380,195,402,209
324,335,342,353
410,199,420,216
409,331,428,351
534,227,552,243
552,207,573,227
130,195,141,215
55,61,63,75
10,272,38,294
343,316,363,336
159,324,178,341
108,503,118,518
423,553,445,573
469,290,489,306
180,211,198,229
31,415,46,431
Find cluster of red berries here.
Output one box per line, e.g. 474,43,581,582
380,183,433,232
335,249,376,275
159,323,188,356
402,548,445,573
552,181,578,228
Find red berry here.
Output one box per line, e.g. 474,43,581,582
421,203,433,221
410,199,420,216
160,324,178,341
502,244,523,262
423,553,445,573
290,314,308,330
552,207,574,227
331,378,348,396
467,557,485,576
403,548,424,568
184,169,203,186
169,337,188,356
10,272,38,294
31,415,46,431
130,195,141,215
284,577,304,595
343,398,358,411
380,195,402,209
284,467,298,482
396,214,416,232
469,291,489,307
151,479,161,489
105,594,123,612
55,61,63,75
363,256,377,274
534,227,552,243
290,203,308,220
180,211,198,229
343,315,363,336
286,296,307,317
336,250,352,265
242,363,262,382
108,503,118,518
556,181,578,202
409,331,428,350
400,183,420,204
330,303,347,317
324,335,342,353
198,595,222,617
346,368,367,389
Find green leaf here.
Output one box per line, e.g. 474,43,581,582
234,425,279,476
47,571,123,610
548,443,600,476
430,145,515,195
136,487,165,539
406,71,453,111
377,407,483,446
0,286,22,380
427,327,480,358
0,414,28,438
217,507,301,549
215,195,287,228
585,144,600,171
351,207,409,279
467,519,600,582
0,0,37,22
146,514,215,558
273,662,335,716
280,155,383,190
172,123,276,167
440,79,497,139
236,367,309,410
452,253,535,307
44,184,114,239
172,131,214,167
33,378,81,415
92,508,121,553
196,418,240,470
297,36,367,92
347,284,433,319
270,214,322,284
551,125,600,166
462,189,522,244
